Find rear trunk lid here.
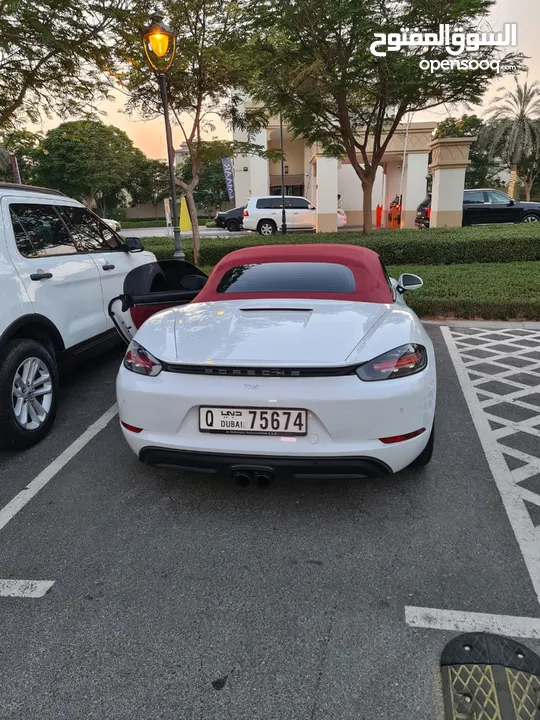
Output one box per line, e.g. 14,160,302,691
139,298,389,366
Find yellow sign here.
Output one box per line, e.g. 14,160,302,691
179,196,192,231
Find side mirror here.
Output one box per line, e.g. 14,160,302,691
308,204,315,210
397,273,423,293
126,237,144,253
508,199,515,206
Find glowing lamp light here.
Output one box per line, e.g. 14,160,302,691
142,12,176,73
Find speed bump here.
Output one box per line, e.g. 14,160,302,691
441,633,540,719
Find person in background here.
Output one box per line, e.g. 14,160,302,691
337,194,343,209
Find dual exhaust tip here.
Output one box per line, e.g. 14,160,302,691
232,468,275,488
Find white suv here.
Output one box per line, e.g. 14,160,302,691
242,196,347,235
0,183,155,449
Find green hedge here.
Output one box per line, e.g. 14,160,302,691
388,261,540,320
143,223,540,267
193,261,540,320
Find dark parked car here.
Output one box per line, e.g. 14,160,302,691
215,206,245,232
415,189,540,229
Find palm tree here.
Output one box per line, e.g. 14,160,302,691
482,76,540,199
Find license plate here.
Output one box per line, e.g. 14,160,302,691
199,406,308,436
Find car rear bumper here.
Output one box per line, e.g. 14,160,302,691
117,361,436,474
139,447,392,478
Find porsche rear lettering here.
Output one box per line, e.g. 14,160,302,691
202,368,301,377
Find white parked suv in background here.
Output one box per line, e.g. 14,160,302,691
242,196,347,235
0,183,155,449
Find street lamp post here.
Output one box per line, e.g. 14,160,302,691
142,12,185,260
279,112,287,235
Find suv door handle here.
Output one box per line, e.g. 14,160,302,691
102,264,115,271
30,272,53,281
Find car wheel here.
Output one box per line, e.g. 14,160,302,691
258,220,277,236
521,213,540,223
227,219,240,232
410,424,434,468
0,339,59,450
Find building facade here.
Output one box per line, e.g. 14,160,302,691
233,108,474,231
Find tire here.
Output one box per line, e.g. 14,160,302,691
0,339,59,450
521,213,540,223
410,424,434,468
227,219,240,232
257,220,277,236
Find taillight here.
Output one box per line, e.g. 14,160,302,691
243,209,249,217
121,421,143,433
379,428,425,444
124,341,162,377
355,344,427,381
426,207,431,219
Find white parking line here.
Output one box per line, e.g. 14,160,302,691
0,404,118,533
0,579,55,598
405,606,540,639
441,326,540,610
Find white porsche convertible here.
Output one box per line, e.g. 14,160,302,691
112,244,436,486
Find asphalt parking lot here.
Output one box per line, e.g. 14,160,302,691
1,325,540,719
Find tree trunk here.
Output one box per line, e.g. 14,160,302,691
185,189,200,265
508,167,518,199
524,180,533,202
362,178,374,234
84,193,95,210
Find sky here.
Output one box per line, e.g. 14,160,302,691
38,0,540,158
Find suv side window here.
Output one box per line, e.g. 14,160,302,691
285,198,310,209
256,198,282,209
9,203,76,258
486,190,511,204
463,191,486,204
58,206,122,253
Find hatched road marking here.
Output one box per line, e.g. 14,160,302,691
406,327,540,639
441,326,540,606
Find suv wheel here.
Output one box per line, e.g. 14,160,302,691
258,220,277,236
227,219,240,232
521,213,540,223
0,339,59,449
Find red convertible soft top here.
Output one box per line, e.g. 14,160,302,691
195,243,394,304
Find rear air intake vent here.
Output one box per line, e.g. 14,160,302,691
161,363,357,377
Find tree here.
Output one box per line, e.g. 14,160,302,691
33,120,140,208
239,0,524,233
127,157,171,212
516,144,540,202
434,115,504,189
116,0,276,263
0,0,128,131
481,77,540,199
178,155,228,218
